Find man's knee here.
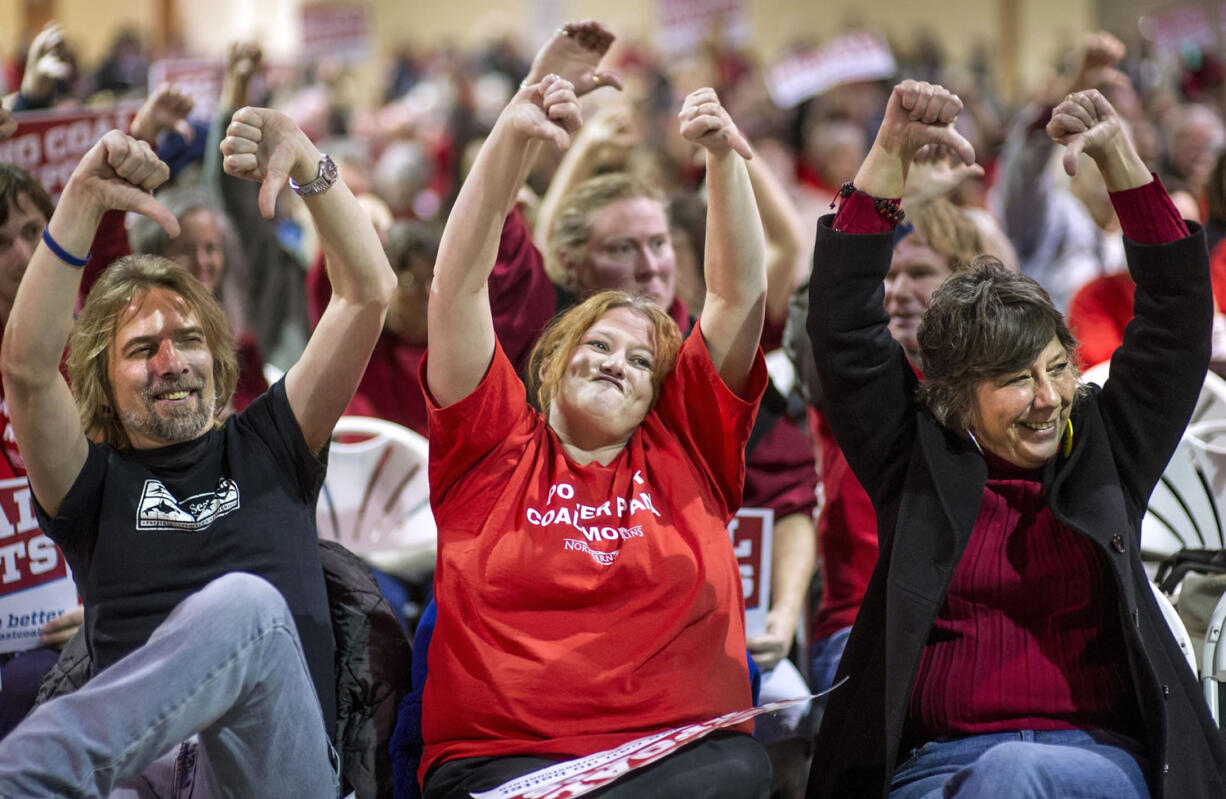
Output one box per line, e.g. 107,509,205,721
174,572,294,637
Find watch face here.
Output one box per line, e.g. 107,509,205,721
294,155,338,196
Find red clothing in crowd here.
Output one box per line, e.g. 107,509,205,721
419,328,766,782
829,178,1184,736
807,406,876,641
307,207,691,437
1070,234,1226,369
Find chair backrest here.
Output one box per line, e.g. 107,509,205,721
1084,363,1226,430
1150,581,1199,677
317,416,436,580
1142,428,1226,563
1192,370,1226,428
1203,590,1226,726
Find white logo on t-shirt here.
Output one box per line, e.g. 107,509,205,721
136,478,240,532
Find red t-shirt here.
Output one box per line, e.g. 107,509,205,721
419,326,766,780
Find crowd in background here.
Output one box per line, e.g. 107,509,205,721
1,13,1226,798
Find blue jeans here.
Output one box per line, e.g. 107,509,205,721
0,573,340,799
890,729,1150,799
809,626,851,694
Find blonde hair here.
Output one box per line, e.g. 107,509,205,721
68,254,238,449
904,197,986,274
528,290,682,416
547,173,667,287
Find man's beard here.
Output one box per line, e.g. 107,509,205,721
120,377,216,445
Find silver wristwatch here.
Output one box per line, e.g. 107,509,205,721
289,153,339,198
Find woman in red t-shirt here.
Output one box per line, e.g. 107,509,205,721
417,49,771,799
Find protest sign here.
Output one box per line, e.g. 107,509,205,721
0,477,78,655
730,507,772,638
0,103,142,201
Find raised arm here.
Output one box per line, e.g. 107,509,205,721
684,88,765,396
219,108,396,453
521,19,623,247
807,82,974,500
427,75,581,407
0,133,178,514
745,148,809,330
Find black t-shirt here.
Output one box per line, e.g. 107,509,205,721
36,380,336,735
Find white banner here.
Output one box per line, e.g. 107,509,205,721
765,33,896,109
472,685,844,799
0,477,78,654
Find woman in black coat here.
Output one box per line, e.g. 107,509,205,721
805,80,1226,798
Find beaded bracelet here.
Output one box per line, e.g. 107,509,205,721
42,228,90,267
833,181,906,225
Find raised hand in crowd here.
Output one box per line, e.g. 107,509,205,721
502,74,584,152
854,80,976,199
1053,31,1130,104
220,106,328,218
903,143,986,203
58,132,179,237
222,41,263,111
524,19,622,95
678,86,753,160
1046,89,1149,190
129,84,196,145
18,22,74,106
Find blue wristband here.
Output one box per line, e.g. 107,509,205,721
42,228,90,267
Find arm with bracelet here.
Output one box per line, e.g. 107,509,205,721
0,132,180,516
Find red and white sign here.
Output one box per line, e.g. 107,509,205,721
729,507,772,638
1138,4,1218,55
0,477,78,654
472,690,832,799
656,0,749,55
0,104,141,201
148,59,226,123
301,3,371,62
766,32,896,109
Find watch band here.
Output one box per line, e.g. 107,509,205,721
289,153,338,198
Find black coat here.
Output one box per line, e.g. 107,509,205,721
804,214,1226,798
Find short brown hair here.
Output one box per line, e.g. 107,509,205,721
528,290,682,416
67,254,238,449
547,173,666,287
916,256,1084,430
0,164,53,228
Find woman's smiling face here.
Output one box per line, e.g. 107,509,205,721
969,336,1077,468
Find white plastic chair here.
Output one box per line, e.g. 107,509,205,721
1150,581,1199,677
1142,429,1226,564
316,416,436,580
1083,364,1226,429
1192,370,1226,428
1203,591,1226,726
